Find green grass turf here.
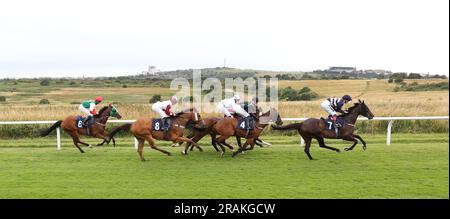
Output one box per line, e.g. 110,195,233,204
0,133,448,198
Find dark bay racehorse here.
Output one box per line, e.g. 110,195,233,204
40,104,122,153
107,108,205,161
272,100,374,160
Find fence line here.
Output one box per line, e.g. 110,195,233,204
0,116,448,150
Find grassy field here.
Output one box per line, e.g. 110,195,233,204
0,133,448,198
0,79,448,121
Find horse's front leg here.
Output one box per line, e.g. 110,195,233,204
93,133,109,147
174,136,201,149
352,134,367,150
343,135,358,151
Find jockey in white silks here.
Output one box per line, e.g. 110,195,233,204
151,96,178,131
217,95,253,130
217,95,250,118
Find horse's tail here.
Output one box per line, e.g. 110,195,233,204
40,120,63,137
271,123,302,131
107,123,132,140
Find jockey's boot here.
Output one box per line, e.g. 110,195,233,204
245,116,254,130
83,115,93,135
83,115,92,126
161,118,168,131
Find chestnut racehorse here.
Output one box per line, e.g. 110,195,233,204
211,108,283,157
107,108,205,161
40,104,122,153
271,100,374,160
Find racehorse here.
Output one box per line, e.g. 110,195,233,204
180,117,225,155
271,100,374,160
107,108,205,161
211,108,283,157
40,104,122,153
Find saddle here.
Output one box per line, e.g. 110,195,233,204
152,118,171,131
236,116,255,131
320,116,344,136
76,115,91,128
76,115,93,135
152,118,172,140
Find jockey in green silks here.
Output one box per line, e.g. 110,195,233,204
78,96,103,125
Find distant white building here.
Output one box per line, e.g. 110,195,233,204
142,65,160,75
327,67,357,73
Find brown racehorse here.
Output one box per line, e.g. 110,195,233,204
107,108,205,161
211,108,283,157
271,100,374,160
182,109,283,156
181,117,222,155
40,104,122,153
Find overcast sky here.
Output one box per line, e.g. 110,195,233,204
0,0,448,78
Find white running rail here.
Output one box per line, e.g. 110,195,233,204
0,116,448,150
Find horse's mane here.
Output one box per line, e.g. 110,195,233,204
340,103,361,117
174,108,197,117
94,106,109,118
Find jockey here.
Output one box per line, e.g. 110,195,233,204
241,96,262,116
217,95,252,130
241,96,271,146
151,96,178,131
79,96,103,125
320,94,352,127
217,95,250,118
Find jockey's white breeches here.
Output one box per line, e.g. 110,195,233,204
79,104,92,116
320,100,336,116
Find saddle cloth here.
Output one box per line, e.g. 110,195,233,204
75,116,89,128
236,117,255,130
321,117,345,130
152,118,171,131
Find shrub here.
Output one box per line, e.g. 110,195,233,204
394,78,403,84
279,86,318,101
39,99,50,104
395,82,449,92
0,96,6,102
407,73,422,79
69,81,76,85
70,101,81,105
40,79,50,86
149,95,161,104
122,84,127,88
388,78,393,83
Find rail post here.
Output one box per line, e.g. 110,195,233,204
134,138,138,150
300,137,305,146
386,120,394,145
56,127,61,150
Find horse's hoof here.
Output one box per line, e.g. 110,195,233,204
88,145,93,148
181,151,187,155
344,148,350,151
167,152,172,156
363,146,367,151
